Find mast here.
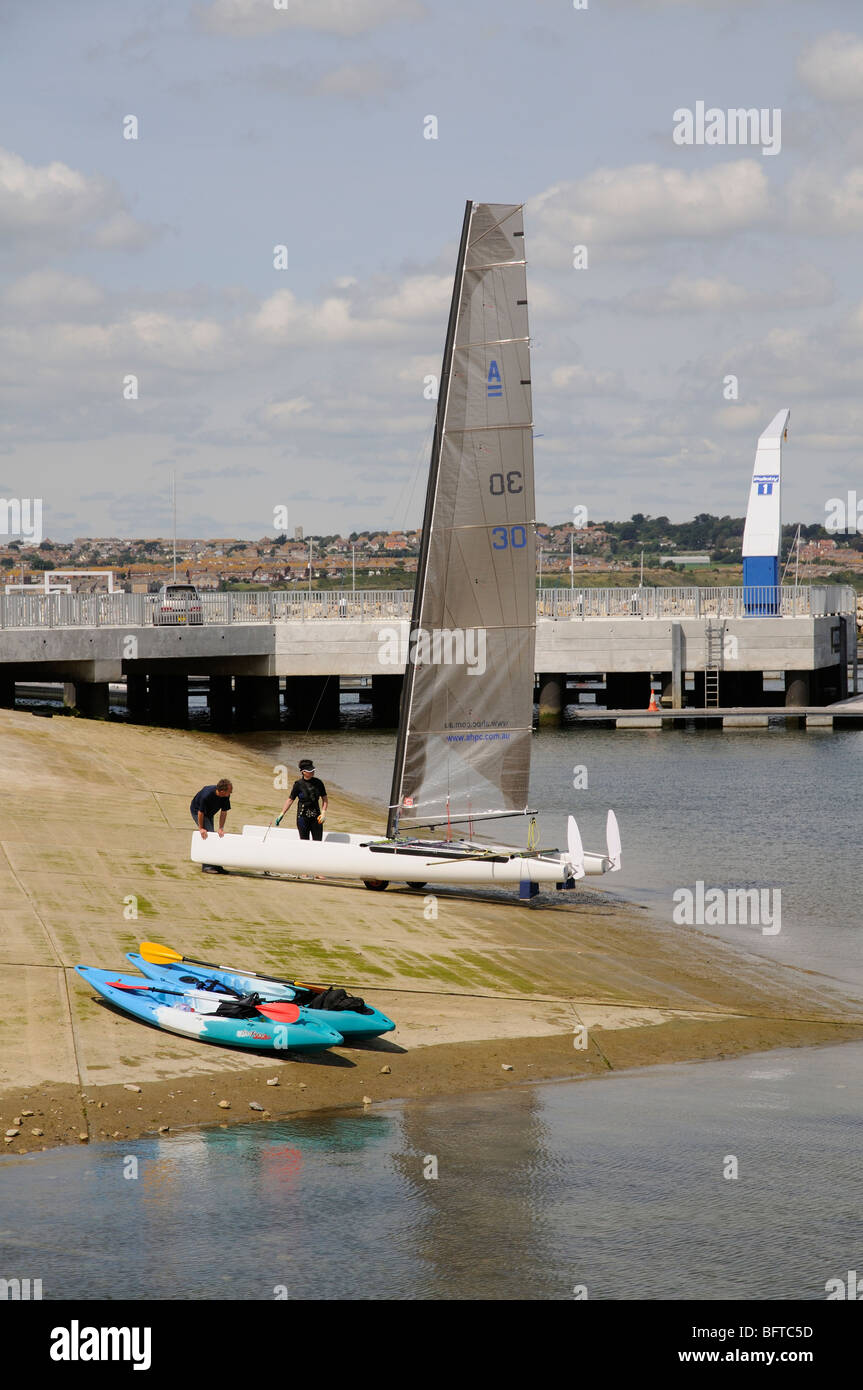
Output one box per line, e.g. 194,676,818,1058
386,201,473,838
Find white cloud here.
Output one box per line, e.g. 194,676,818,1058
797,31,863,103
786,165,863,233
1,271,106,319
530,161,772,263
0,146,156,256
197,0,425,38
313,59,407,100
250,57,408,102
247,273,449,344
619,267,834,315
549,363,631,397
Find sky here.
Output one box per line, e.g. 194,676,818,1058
1,0,862,541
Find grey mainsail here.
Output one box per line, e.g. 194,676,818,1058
387,202,536,836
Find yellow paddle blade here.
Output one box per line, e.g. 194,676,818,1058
139,941,183,965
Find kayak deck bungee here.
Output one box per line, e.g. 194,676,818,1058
76,966,344,1052
126,952,396,1041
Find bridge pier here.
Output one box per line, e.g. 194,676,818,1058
813,657,847,704
284,675,340,728
785,671,810,707
537,672,566,726
605,672,650,710
63,680,109,719
371,674,402,725
208,675,234,730
235,676,280,730
125,673,149,723
0,673,15,707
720,671,764,706
149,675,188,727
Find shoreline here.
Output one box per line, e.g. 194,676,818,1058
3,708,863,1154
5,1015,863,1156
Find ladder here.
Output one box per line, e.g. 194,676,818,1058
704,621,723,708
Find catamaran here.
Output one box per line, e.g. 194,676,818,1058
191,201,621,897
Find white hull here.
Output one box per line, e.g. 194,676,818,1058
190,823,615,887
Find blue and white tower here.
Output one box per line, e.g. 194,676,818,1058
741,409,790,613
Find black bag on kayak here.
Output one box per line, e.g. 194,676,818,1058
214,992,263,1019
308,986,372,1016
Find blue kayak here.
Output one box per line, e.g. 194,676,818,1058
126,952,396,1041
76,966,344,1053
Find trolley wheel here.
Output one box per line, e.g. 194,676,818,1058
406,881,427,890
362,879,389,891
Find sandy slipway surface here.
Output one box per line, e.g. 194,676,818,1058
2,707,863,1153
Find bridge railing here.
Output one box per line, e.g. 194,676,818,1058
535,585,857,620
0,585,855,629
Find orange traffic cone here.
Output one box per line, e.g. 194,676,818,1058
647,690,659,712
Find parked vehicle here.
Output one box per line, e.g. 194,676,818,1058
151,583,203,625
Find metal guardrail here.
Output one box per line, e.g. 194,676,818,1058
535,585,857,620
0,585,855,631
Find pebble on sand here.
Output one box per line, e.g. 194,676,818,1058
124,1084,142,1093
249,1102,264,1112
501,1064,514,1071
218,1100,231,1109
5,1128,19,1138
266,1078,279,1086
380,1065,391,1074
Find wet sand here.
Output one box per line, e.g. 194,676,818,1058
2,707,862,1152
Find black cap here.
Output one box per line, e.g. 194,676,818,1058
298,759,314,771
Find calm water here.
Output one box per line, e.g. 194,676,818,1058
2,1044,861,1300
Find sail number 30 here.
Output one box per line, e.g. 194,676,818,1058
492,526,527,549
488,471,522,495
488,472,526,547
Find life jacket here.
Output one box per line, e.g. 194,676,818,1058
296,781,322,817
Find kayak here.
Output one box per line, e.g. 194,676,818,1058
75,966,344,1053
126,952,396,1041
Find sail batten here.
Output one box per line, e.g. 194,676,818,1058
387,201,536,837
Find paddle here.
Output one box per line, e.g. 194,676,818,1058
139,941,328,996
108,980,300,1023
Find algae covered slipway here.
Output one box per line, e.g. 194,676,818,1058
2,707,863,1153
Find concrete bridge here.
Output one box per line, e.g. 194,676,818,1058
0,585,856,726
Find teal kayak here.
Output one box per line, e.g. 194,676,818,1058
126,953,396,1041
75,966,344,1052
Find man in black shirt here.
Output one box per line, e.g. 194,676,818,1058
277,759,328,841
190,779,233,873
